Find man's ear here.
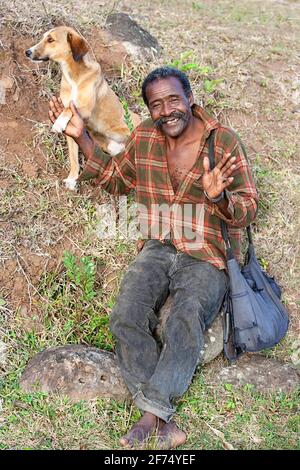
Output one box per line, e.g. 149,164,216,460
188,92,194,107
67,32,88,61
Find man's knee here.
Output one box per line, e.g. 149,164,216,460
110,298,143,327
109,300,130,336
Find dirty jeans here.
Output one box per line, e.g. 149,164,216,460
110,239,228,422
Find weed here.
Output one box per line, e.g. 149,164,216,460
204,78,224,94
63,251,96,303
168,51,212,75
167,52,224,97
192,2,203,11
120,98,134,133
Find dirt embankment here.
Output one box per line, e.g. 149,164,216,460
0,25,130,321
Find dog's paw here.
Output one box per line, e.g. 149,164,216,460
52,114,71,133
63,176,78,191
52,121,64,133
107,141,125,156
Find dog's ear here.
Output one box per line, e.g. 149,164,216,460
67,32,88,61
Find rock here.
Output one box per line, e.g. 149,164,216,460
0,340,7,367
155,295,224,364
105,13,160,60
211,354,300,393
20,345,130,402
90,29,130,77
202,314,224,364
290,339,300,367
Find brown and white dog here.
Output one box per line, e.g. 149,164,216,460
26,26,140,190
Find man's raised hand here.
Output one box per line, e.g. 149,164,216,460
203,152,236,200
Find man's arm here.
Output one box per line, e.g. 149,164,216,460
74,128,94,160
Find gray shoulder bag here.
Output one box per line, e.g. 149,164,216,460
208,129,289,362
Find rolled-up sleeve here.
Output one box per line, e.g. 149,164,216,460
77,130,137,195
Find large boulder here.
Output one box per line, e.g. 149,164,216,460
20,298,224,402
20,345,130,401
155,295,224,365
105,13,161,60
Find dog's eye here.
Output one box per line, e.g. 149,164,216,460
47,37,55,43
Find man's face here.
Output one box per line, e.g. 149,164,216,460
146,77,194,138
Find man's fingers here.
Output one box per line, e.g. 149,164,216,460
49,99,57,111
216,152,235,170
49,96,64,116
222,162,236,179
49,104,60,119
203,156,210,174
220,156,236,175
223,152,232,161
216,152,230,169
222,177,234,188
49,104,57,119
50,101,58,114
49,110,55,123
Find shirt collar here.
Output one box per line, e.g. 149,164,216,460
191,103,219,138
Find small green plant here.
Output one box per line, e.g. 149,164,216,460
168,51,212,74
204,78,224,94
224,383,234,392
258,257,269,271
192,2,203,10
121,98,134,132
63,251,96,302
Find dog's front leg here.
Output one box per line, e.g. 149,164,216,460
51,107,73,134
64,135,80,190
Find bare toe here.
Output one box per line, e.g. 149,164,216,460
156,420,186,450
120,413,158,448
119,426,150,448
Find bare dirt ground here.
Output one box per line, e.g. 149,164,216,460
0,0,299,450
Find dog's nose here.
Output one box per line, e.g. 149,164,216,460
25,49,32,57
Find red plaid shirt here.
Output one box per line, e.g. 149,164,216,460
78,104,258,270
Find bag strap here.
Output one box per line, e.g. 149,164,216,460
208,129,253,259
208,128,251,362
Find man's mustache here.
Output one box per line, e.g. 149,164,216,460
154,111,187,128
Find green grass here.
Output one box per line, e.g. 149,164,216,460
1,345,299,449
34,251,115,350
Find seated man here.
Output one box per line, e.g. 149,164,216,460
49,67,258,449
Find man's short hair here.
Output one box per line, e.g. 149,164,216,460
141,67,192,107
